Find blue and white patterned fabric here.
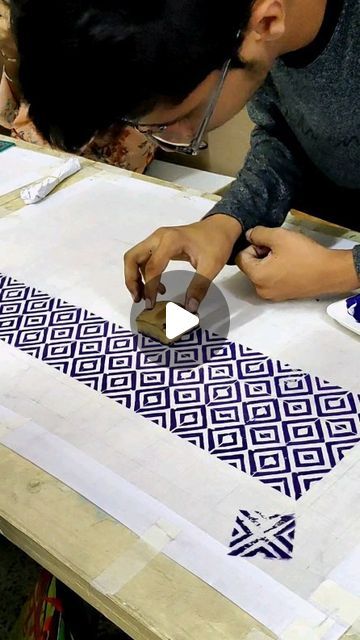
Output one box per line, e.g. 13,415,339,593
0,273,359,507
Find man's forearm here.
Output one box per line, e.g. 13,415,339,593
203,120,304,262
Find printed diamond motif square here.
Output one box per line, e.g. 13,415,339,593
228,510,296,559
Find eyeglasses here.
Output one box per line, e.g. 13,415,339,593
124,29,241,156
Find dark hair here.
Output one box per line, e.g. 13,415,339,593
11,0,253,151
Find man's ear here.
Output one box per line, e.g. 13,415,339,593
249,0,286,41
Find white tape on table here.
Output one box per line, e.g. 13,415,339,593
92,519,180,596
280,617,346,640
0,420,351,640
310,579,360,627
244,630,275,640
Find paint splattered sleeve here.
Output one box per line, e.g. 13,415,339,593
205,76,304,255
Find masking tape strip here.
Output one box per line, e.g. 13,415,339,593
129,169,220,201
92,519,180,596
279,616,344,640
244,630,275,640
347,614,360,635
280,576,360,639
310,579,360,627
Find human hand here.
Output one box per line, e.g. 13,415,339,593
124,214,242,312
236,226,359,301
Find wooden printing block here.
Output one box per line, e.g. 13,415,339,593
136,301,197,345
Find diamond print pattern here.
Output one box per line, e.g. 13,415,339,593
0,273,359,501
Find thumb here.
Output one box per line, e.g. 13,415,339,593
246,226,280,249
235,245,261,276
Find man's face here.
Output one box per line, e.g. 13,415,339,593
139,31,272,146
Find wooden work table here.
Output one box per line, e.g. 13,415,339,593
0,135,359,640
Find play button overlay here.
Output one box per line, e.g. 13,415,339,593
130,269,230,358
165,301,199,341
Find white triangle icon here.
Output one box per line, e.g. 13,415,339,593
165,302,199,341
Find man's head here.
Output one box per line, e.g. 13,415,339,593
11,0,287,152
